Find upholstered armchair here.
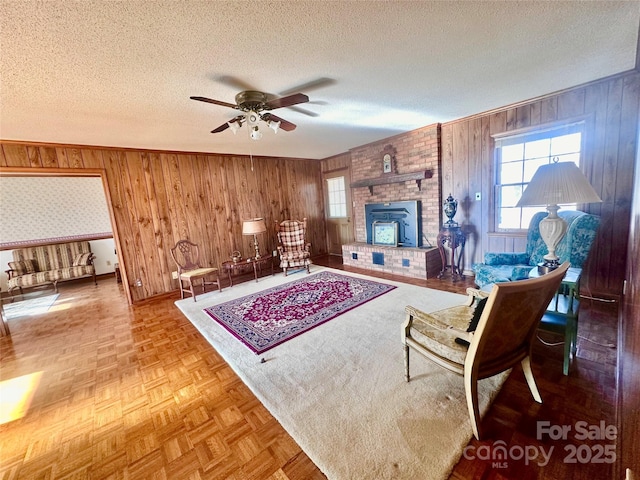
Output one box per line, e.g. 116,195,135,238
276,218,311,276
402,262,569,440
473,210,600,288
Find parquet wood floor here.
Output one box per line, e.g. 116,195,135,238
0,256,618,479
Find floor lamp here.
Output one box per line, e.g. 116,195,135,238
242,218,267,259
516,159,601,273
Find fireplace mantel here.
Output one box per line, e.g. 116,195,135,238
350,169,433,194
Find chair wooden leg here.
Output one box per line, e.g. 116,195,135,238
404,345,410,382
521,356,542,403
464,374,482,440
189,279,197,302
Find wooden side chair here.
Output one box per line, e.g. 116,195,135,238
402,262,570,440
276,218,311,276
170,240,221,302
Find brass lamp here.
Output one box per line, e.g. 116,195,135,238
516,159,601,272
242,218,267,259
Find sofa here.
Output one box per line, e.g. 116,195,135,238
6,241,97,294
473,210,600,288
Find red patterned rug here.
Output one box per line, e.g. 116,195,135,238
203,271,396,354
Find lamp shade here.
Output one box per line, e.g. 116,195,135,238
516,161,602,207
242,218,267,235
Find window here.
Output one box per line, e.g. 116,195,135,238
494,123,584,230
326,176,347,218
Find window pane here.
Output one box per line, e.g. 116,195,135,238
551,133,581,156
500,185,523,208
327,176,347,218
524,139,550,159
500,161,523,184
523,157,549,182
498,207,522,229
501,144,524,162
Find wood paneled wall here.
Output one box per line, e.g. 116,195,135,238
441,71,640,298
617,114,640,478
0,143,326,302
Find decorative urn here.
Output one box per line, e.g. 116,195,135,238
444,194,458,226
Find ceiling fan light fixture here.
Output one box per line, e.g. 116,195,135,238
269,120,281,134
250,126,262,141
247,110,260,126
228,121,240,134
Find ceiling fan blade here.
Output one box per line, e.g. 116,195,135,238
214,75,257,91
210,122,230,133
287,105,319,117
278,77,336,96
190,96,238,109
265,93,309,110
267,114,296,131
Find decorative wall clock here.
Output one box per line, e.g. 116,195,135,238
381,144,396,174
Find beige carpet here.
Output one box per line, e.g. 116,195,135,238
175,267,508,480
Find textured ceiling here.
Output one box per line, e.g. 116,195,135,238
1,1,638,160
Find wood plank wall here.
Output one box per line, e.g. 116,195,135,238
441,71,640,299
0,143,326,302
617,115,640,478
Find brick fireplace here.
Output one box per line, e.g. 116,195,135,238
342,124,443,279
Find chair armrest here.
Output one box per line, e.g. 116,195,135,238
404,305,468,336
403,305,472,340
277,246,284,254
465,287,491,302
304,243,311,252
483,252,530,266
5,269,16,280
88,254,96,265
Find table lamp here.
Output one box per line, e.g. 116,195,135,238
516,159,601,273
242,218,267,259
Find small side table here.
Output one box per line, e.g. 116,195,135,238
530,266,581,375
437,225,466,281
222,256,274,286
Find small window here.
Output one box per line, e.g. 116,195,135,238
326,176,347,218
494,123,583,230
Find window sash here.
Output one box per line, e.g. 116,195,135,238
494,123,584,231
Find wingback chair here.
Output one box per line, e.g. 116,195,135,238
402,262,570,440
473,210,599,288
276,218,311,276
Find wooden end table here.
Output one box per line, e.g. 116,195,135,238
222,256,274,286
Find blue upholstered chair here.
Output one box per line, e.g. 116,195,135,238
473,210,600,289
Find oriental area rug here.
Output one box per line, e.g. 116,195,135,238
175,267,508,480
203,270,396,354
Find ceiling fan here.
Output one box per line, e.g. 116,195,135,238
190,90,310,139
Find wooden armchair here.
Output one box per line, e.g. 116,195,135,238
170,240,221,302
402,262,570,440
276,218,311,276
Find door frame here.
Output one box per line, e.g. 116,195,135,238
0,167,132,305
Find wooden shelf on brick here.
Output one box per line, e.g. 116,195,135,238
350,169,434,194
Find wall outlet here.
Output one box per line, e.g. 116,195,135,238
475,192,481,201
272,250,278,257
106,260,111,266
135,278,143,287
171,271,178,280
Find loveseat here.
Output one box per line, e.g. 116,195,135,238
6,241,97,294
